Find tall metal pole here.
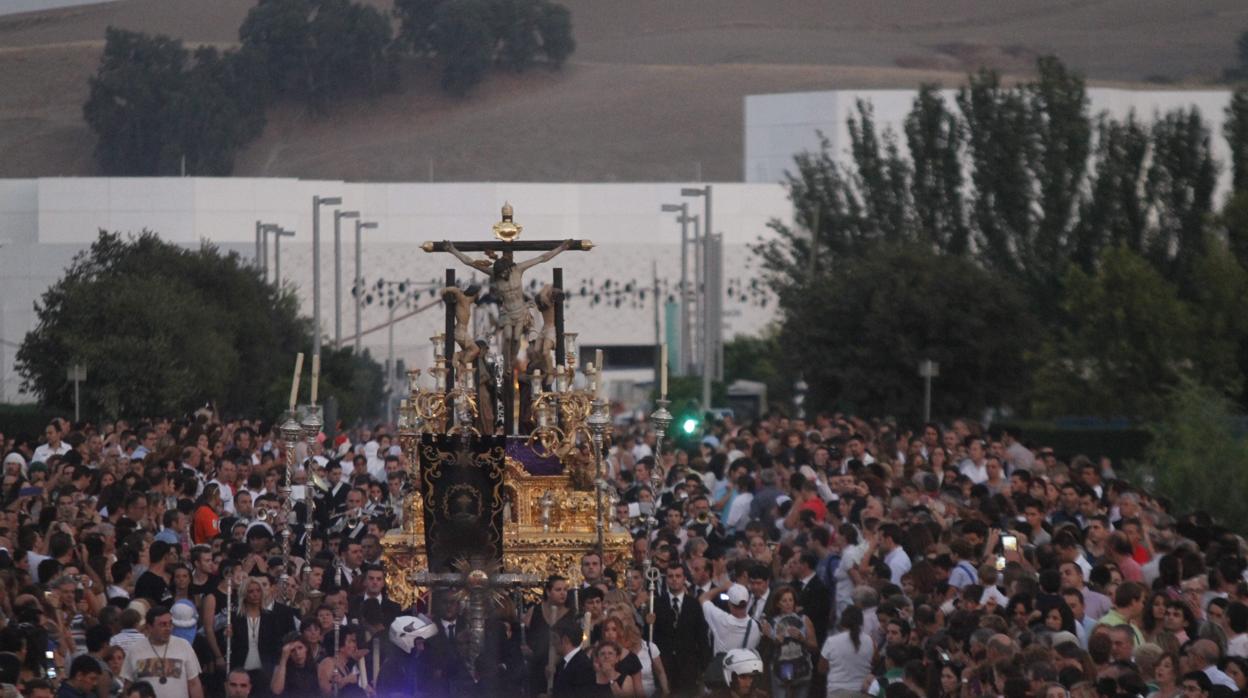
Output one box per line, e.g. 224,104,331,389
274,228,294,288
255,221,263,272
683,185,713,410
691,213,701,376
313,197,322,362
262,225,270,283
652,259,661,390
354,221,377,356
387,303,397,424
312,196,342,363
711,233,723,381
333,210,359,350
661,203,691,376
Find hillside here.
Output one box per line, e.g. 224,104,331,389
1,0,1246,181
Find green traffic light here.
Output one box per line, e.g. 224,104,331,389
682,418,699,434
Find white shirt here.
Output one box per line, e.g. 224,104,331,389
748,591,770,622
209,479,235,515
959,459,988,484
1229,633,1248,658
949,560,978,589
884,546,911,585
821,630,874,693
32,441,71,464
121,635,201,698
635,640,661,697
700,600,760,654
725,492,753,531
1204,665,1239,691
835,542,868,615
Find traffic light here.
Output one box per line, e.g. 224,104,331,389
681,417,699,435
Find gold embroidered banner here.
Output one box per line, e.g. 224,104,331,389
419,434,507,571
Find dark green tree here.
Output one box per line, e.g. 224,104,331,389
240,0,398,109
396,0,574,94
432,0,494,95
1029,245,1246,419
16,232,383,422
1225,89,1248,192
536,1,574,67
904,84,969,255
1140,377,1248,532
775,243,1033,422
1073,113,1150,269
1145,108,1218,281
393,0,447,56
83,28,265,176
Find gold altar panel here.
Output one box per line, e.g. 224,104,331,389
383,457,630,609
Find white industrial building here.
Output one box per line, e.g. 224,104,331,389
0,178,790,403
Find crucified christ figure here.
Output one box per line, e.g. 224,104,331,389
444,240,573,369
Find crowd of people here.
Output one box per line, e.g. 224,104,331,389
0,411,1245,698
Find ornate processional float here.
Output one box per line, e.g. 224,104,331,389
378,204,674,671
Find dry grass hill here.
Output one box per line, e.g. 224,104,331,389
1,0,1247,181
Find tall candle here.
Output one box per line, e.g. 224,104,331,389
660,343,668,398
288,353,304,412
595,349,606,400
310,354,320,404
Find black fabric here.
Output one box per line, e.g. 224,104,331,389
551,649,595,698
419,434,507,571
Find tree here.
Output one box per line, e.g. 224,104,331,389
1029,245,1229,419
1145,108,1218,282
775,243,1033,422
83,28,265,176
16,232,384,422
432,0,494,95
1073,113,1150,269
1225,89,1248,193
395,0,575,94
239,0,398,109
1139,377,1248,533
536,1,574,67
904,85,969,255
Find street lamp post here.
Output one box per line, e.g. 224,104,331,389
333,210,360,350
255,221,263,275
272,227,294,287
312,196,342,362
354,220,378,356
681,185,713,411
660,203,690,376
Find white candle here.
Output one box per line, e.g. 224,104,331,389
288,353,304,412
310,353,320,404
660,343,668,398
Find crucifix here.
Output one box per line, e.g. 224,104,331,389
423,203,592,435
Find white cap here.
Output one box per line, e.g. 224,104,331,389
726,583,749,606
389,615,437,653
722,648,763,685
171,600,197,628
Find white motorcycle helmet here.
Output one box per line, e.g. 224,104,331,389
389,615,437,654
722,648,764,687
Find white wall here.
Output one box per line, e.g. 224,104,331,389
745,87,1236,202
0,178,791,403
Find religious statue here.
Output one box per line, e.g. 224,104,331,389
444,239,573,367
441,284,482,371
527,284,562,381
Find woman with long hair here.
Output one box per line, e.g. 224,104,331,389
169,564,193,604
230,576,281,676
761,584,818,698
525,574,572,697
270,636,318,695
599,617,644,696
929,661,964,698
1144,592,1168,641
613,611,668,697
819,605,874,695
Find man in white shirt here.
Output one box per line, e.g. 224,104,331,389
958,440,989,484
700,584,760,654
880,524,911,585
32,423,71,464
208,460,237,516
121,606,204,698
836,531,869,617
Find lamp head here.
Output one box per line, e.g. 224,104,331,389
317,196,342,206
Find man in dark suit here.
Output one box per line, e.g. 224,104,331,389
550,617,595,698
792,551,832,643
348,565,403,626
653,564,711,697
